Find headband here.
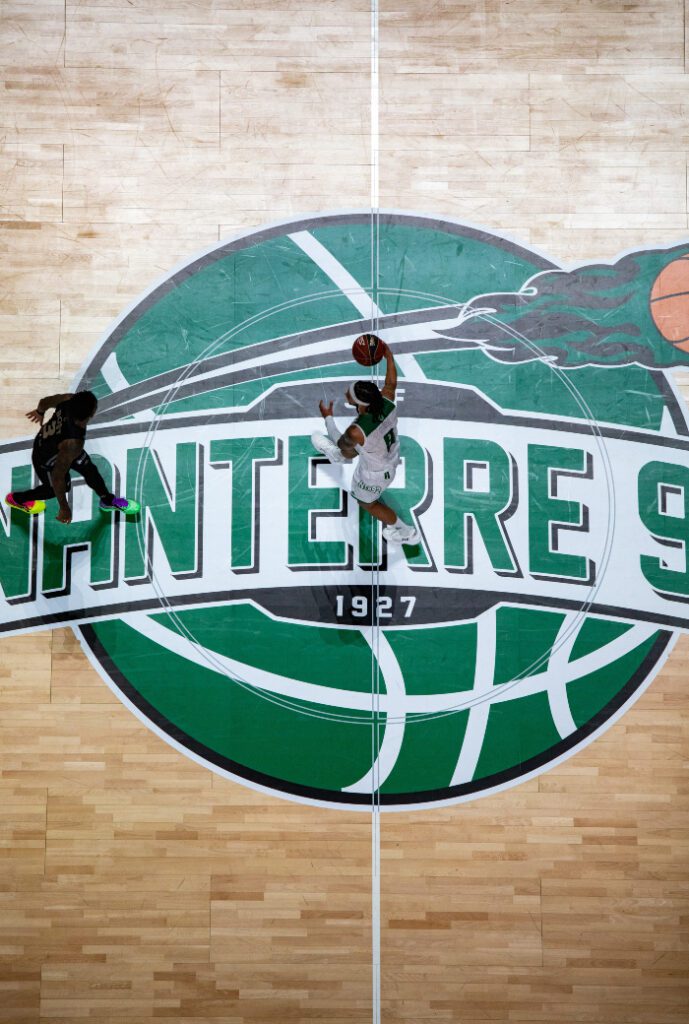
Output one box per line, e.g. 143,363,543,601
349,381,370,406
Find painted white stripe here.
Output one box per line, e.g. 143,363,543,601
289,229,425,387
343,628,407,793
450,607,497,786
101,352,132,394
289,230,384,321
122,614,657,719
98,311,489,422
660,405,678,436
545,613,581,738
546,618,656,738
76,613,678,816
394,352,427,382
123,612,382,713
100,352,150,422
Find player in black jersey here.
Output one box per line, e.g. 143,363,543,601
5,390,139,524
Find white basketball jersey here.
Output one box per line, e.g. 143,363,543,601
353,397,400,474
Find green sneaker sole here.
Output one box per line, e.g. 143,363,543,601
99,498,141,515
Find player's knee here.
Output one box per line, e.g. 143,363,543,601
354,496,379,510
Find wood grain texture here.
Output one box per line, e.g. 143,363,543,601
1,1,688,1021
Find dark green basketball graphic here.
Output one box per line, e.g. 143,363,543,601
13,212,689,809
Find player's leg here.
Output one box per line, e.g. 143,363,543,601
357,497,420,544
70,451,114,503
311,431,350,464
350,467,419,544
6,453,55,513
359,497,397,526
71,451,140,514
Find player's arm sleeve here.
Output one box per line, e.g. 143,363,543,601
324,415,340,443
381,347,397,400
37,393,73,414
338,424,363,457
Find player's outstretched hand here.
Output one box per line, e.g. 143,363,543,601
319,399,334,418
56,505,72,524
26,409,43,424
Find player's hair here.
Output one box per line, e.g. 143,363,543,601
68,390,98,421
353,380,385,418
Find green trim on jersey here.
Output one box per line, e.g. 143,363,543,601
356,397,395,437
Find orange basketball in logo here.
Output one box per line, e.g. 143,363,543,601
650,254,689,351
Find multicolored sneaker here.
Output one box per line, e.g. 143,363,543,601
99,496,141,514
5,493,46,515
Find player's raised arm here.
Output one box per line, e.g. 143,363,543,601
338,424,362,460
380,343,397,400
26,393,74,424
317,398,361,460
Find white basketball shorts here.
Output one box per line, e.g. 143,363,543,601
350,462,396,504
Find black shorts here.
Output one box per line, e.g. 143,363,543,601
31,446,98,496
32,447,69,496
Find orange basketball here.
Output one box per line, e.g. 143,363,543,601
650,254,689,350
352,333,385,366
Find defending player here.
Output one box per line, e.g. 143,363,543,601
5,390,140,524
311,341,420,545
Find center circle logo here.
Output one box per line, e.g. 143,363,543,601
69,211,688,810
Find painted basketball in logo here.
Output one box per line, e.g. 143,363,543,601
2,213,689,809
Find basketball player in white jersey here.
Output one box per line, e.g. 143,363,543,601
311,341,420,545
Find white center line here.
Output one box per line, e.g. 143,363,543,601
370,3,381,1023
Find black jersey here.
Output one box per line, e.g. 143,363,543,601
33,401,86,467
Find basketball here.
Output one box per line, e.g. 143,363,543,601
12,211,671,814
60,212,670,808
352,333,385,365
650,254,689,350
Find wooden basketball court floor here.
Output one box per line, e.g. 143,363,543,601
1,2,688,1022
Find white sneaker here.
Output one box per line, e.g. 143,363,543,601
383,522,420,545
311,431,348,464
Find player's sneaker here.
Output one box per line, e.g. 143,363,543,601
99,496,141,514
5,493,46,515
383,522,420,546
311,431,349,464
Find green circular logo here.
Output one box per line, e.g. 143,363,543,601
45,212,689,808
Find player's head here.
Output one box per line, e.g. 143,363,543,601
69,390,98,423
346,380,384,416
